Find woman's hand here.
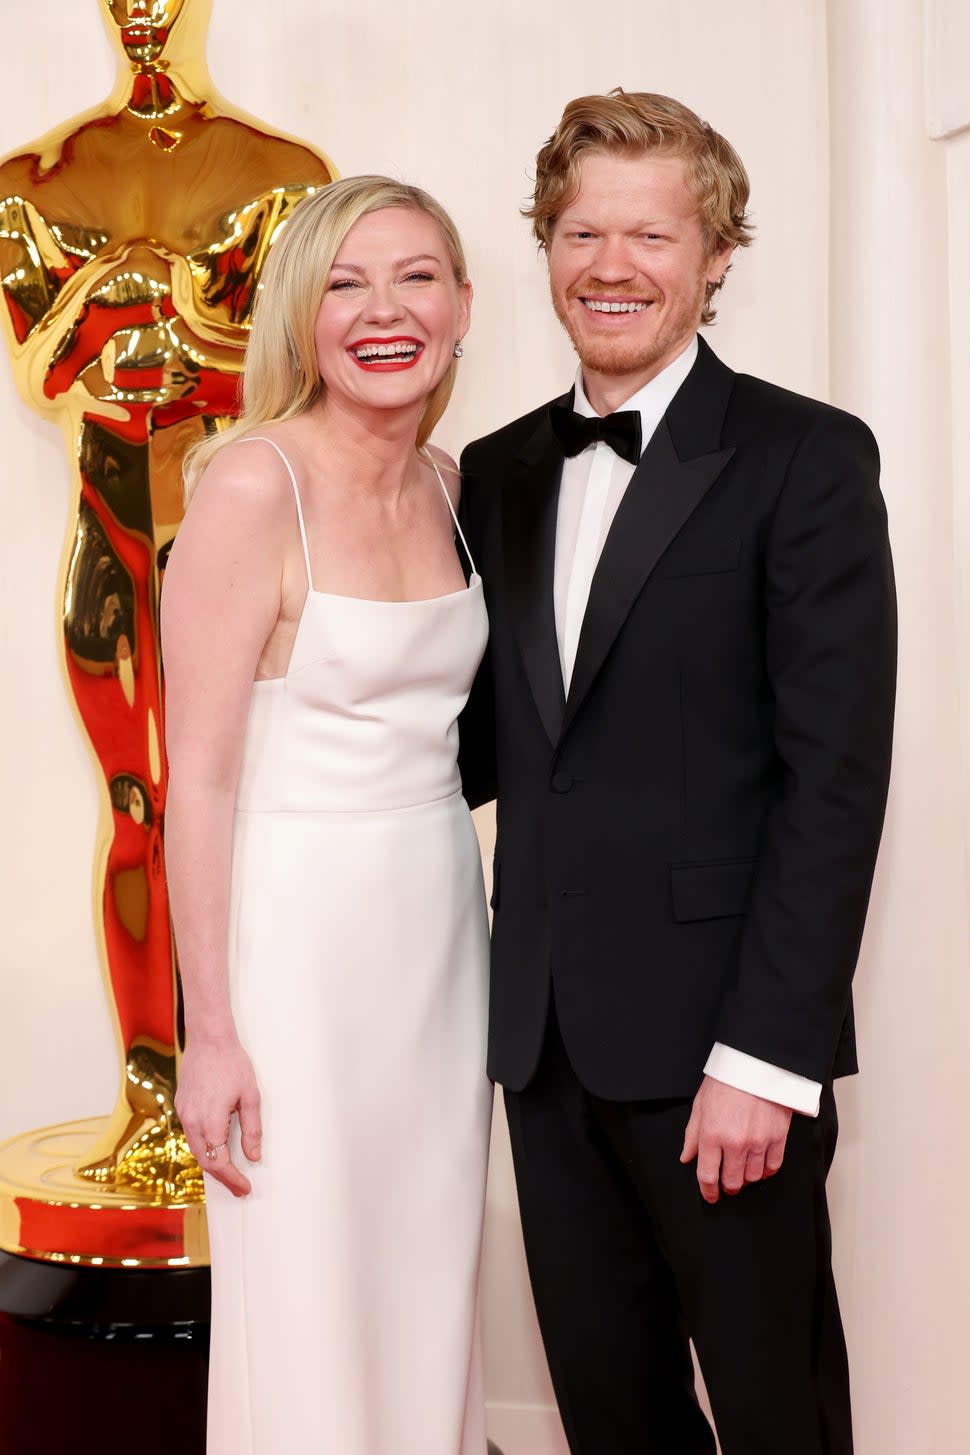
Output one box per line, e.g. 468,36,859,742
176,1036,262,1197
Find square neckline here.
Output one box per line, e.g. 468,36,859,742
305,572,482,608
252,576,483,687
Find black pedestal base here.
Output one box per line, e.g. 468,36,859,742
0,1251,209,1455
0,1253,505,1454
0,1247,211,1333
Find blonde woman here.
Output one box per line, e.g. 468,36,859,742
161,177,491,1454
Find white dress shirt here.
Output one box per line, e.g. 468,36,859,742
553,335,822,1117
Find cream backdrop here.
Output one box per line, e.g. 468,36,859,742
0,2,967,1452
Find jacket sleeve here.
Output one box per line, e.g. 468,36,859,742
457,445,498,810
713,412,897,1081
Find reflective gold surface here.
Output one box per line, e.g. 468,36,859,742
0,1119,209,1268
0,0,335,1254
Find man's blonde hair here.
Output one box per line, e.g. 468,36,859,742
526,89,753,324
183,175,467,497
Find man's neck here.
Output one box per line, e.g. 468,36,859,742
580,334,697,416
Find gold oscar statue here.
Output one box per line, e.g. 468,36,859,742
0,0,334,1267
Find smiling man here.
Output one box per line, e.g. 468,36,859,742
458,91,897,1455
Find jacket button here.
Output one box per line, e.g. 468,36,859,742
551,772,574,793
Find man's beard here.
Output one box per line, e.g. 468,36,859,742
551,274,706,377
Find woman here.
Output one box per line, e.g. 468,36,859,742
161,176,491,1455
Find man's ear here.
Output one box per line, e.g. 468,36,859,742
706,243,736,286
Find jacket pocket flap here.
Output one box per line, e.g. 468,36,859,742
653,538,741,580
670,857,756,922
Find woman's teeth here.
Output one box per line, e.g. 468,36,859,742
353,342,421,359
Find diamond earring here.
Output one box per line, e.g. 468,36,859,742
453,341,464,359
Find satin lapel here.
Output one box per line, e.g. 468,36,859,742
502,407,568,746
563,419,735,737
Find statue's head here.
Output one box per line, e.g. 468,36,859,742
98,0,209,65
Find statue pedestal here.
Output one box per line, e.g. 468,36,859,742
0,1250,210,1454
0,1119,209,1268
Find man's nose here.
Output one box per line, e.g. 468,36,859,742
589,237,638,283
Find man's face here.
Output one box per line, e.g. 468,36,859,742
547,149,733,394
99,0,188,63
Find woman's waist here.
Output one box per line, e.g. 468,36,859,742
238,707,464,796
233,782,466,817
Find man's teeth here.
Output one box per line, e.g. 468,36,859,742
353,342,420,359
582,300,648,313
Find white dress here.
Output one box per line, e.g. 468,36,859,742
204,438,493,1455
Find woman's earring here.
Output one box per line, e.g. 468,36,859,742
453,341,464,359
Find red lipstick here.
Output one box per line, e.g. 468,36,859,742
347,336,425,372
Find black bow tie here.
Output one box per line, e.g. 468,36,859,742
550,403,642,466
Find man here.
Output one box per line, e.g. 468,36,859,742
458,90,896,1455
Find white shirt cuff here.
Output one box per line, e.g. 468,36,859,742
703,1043,822,1117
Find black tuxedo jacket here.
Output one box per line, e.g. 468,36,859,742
458,337,897,1100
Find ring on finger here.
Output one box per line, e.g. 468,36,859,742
204,1140,228,1160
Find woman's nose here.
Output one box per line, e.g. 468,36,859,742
362,281,405,324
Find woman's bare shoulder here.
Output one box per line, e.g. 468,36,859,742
191,433,297,519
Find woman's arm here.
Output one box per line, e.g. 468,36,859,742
161,442,289,1196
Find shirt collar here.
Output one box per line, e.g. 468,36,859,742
572,334,699,457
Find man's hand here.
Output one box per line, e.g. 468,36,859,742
680,1075,793,1204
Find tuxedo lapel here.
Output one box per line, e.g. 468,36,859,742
502,402,569,746
562,339,737,736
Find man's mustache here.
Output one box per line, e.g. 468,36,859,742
566,281,653,301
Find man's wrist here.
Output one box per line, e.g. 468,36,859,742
703,1043,822,1117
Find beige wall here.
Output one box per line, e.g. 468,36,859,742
0,2,967,1451
825,5,970,1453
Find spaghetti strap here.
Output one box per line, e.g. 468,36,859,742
237,435,314,593
421,447,477,579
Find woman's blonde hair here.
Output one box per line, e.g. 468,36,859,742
183,175,468,497
526,89,754,325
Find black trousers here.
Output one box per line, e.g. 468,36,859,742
503,1001,852,1455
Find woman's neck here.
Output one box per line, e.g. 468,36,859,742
304,397,427,503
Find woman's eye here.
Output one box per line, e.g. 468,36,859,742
329,278,360,291
403,271,434,283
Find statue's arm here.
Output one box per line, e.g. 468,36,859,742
0,194,78,341
0,191,127,403
179,181,328,335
